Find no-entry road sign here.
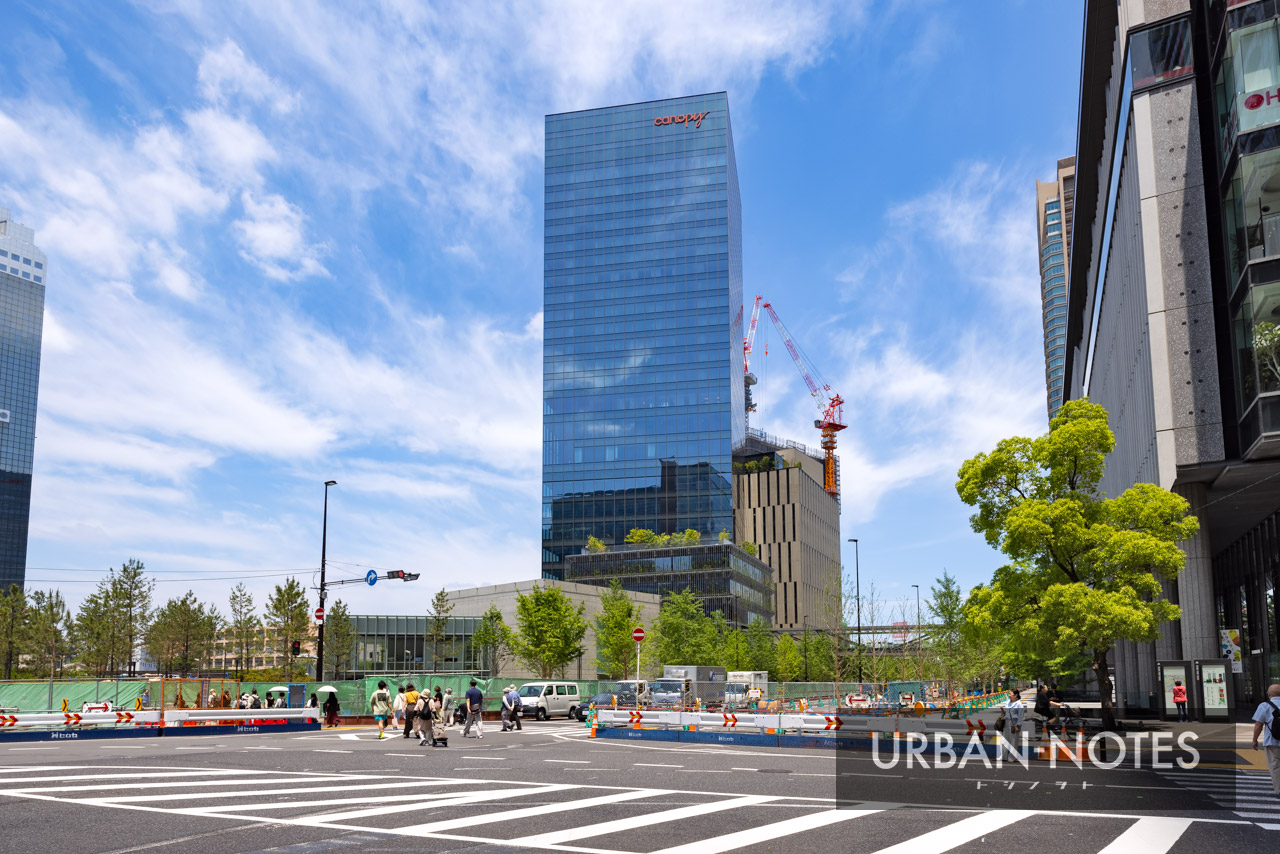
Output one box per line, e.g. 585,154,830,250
632,627,646,642
314,607,325,623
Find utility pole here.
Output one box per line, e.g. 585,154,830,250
847,538,861,684
315,480,337,682
911,584,921,683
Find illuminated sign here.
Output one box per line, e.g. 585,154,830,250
1240,86,1280,135
654,111,709,129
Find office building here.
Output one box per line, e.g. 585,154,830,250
1068,0,1280,710
732,430,840,631
563,542,772,628
1035,157,1076,421
541,93,744,578
0,208,45,590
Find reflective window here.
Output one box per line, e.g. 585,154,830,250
1223,147,1280,286
1131,17,1193,91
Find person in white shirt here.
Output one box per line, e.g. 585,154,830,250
392,687,407,728
1251,683,1280,796
1000,689,1026,759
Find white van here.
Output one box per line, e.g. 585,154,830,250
517,681,581,720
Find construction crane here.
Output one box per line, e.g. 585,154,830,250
757,298,846,499
742,296,763,414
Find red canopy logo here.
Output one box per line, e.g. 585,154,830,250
1246,93,1265,110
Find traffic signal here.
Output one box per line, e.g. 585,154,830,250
388,570,404,580
291,640,301,656
387,571,419,582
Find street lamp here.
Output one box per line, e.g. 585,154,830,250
315,480,337,682
911,584,921,682
847,538,861,683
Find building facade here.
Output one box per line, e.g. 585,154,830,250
541,93,745,578
1035,157,1076,422
1067,0,1280,710
209,622,316,675
563,543,772,628
732,433,840,631
0,208,45,591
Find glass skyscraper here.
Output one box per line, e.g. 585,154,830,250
0,208,46,590
542,93,745,577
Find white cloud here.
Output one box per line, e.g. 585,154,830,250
197,39,299,113
232,190,328,280
184,108,276,184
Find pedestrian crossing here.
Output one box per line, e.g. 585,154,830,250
1156,768,1280,830
0,764,1259,852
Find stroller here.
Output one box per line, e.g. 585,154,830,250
427,702,448,748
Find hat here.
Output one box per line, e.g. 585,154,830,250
507,685,516,692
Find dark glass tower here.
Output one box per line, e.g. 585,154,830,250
542,93,745,577
0,208,45,590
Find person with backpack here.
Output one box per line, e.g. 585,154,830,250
370,680,392,739
503,685,523,731
442,688,456,728
1251,683,1280,796
462,679,484,739
249,689,262,710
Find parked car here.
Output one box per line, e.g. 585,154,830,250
576,685,640,721
517,681,581,720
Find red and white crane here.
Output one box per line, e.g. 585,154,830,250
751,297,846,499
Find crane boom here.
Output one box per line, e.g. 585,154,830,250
743,295,763,373
759,300,846,498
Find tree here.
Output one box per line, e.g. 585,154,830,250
74,586,120,677
0,585,27,679
956,399,1199,729
744,618,775,675
654,589,718,666
586,535,608,553
1254,320,1280,386
112,559,154,675
145,592,220,676
926,571,966,698
774,633,801,682
511,585,588,678
427,588,455,672
719,626,749,671
472,604,511,676
594,579,642,680
625,528,660,545
739,541,758,557
265,578,310,682
27,590,71,678
324,599,357,680
228,583,258,677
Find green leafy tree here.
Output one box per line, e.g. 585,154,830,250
926,571,966,698
744,617,776,675
1254,320,1280,385
511,585,589,678
720,626,749,670
0,585,27,679
227,583,258,677
427,588,455,672
586,535,608,553
74,586,120,677
27,590,72,678
472,604,511,676
265,578,311,682
145,592,221,676
111,559,154,675
625,528,659,545
739,541,758,557
594,580,643,679
956,399,1200,729
654,589,718,666
324,599,357,680
774,633,801,682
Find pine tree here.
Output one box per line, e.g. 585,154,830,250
0,585,27,679
228,583,258,677
323,599,357,680
427,588,455,673
265,578,311,682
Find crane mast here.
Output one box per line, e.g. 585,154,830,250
757,299,846,499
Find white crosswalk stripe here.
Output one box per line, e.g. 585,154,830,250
1156,768,1280,829
0,764,1261,852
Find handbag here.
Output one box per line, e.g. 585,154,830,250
994,709,1007,730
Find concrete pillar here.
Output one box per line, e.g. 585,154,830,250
1175,482,1217,661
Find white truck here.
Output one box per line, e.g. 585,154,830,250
725,671,769,706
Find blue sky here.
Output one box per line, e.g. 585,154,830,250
0,1,1084,619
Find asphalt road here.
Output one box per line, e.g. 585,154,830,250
0,717,1276,854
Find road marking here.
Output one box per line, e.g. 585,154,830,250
651,806,888,854
0,771,248,785
13,775,371,794
731,767,757,772
173,747,211,750
314,749,352,754
634,763,682,768
244,747,282,751
338,734,360,741
198,784,481,813
544,759,589,764
459,756,505,760
516,794,776,846
296,784,571,825
8,747,59,751
402,788,663,835
680,769,730,773
866,809,1033,854
1097,817,1192,853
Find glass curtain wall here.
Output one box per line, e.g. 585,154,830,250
542,94,745,576
351,615,482,675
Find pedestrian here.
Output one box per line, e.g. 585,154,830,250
249,689,262,710
424,692,447,747
403,683,420,738
412,688,428,742
370,680,392,739
1172,680,1189,723
393,686,406,729
307,693,319,710
1251,683,1280,798
501,686,517,732
221,690,232,709
462,679,484,739
140,687,151,708
323,692,340,728
998,689,1025,759
434,685,443,715
442,687,456,728
1033,683,1061,733
501,684,515,731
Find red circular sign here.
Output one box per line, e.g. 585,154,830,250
314,607,325,622
632,627,646,642
1247,93,1265,110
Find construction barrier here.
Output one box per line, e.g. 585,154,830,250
0,707,318,740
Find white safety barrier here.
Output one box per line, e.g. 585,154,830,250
0,710,163,727
163,708,317,723
592,709,984,735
